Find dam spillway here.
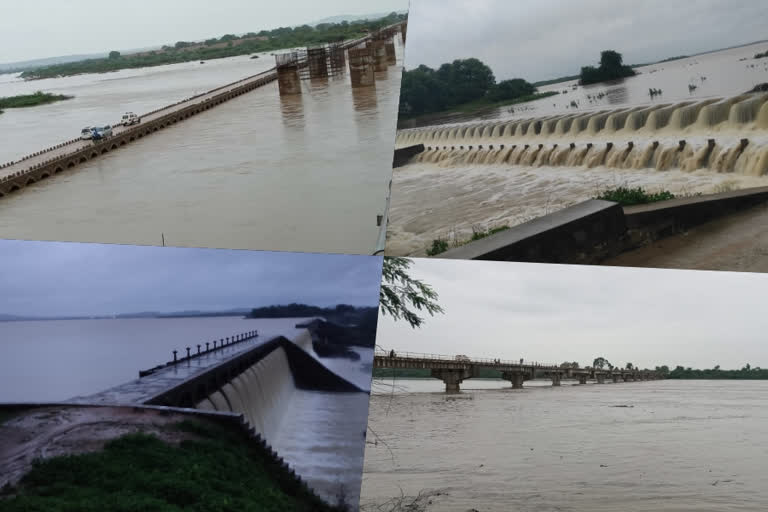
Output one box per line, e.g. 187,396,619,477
394,93,768,175
58,317,371,510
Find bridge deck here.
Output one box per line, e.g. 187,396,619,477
0,26,399,182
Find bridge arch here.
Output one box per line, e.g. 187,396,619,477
110,143,117,150
40,172,50,179
25,178,35,185
101,148,108,154
67,161,75,168
79,156,87,163
9,185,20,192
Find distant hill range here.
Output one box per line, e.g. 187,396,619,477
309,10,407,26
0,304,376,323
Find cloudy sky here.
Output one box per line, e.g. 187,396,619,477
0,0,408,63
0,240,382,316
377,258,768,370
406,0,768,82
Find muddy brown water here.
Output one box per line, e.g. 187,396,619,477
361,379,768,512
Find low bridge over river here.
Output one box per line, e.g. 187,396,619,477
0,21,406,199
374,351,662,392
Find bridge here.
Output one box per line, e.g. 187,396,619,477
0,21,406,199
374,351,662,392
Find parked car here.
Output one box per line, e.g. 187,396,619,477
455,354,470,362
80,127,93,140
121,112,140,125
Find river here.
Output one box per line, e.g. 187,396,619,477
387,42,768,257
360,378,768,512
0,37,403,255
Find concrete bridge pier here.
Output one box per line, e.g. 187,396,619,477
371,41,388,72
595,374,606,384
276,64,302,96
431,368,471,393
612,374,620,383
577,375,588,385
623,374,630,382
385,40,396,63
502,371,525,389
549,373,562,386
349,48,376,87
307,46,329,78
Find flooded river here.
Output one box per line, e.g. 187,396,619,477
388,43,768,256
0,37,403,254
361,379,768,512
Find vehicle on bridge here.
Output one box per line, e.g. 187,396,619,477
90,125,113,141
80,127,93,140
121,112,140,125
455,354,470,362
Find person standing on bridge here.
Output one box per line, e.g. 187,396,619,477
390,349,396,358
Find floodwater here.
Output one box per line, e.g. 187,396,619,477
360,379,768,512
387,43,768,256
402,42,768,128
0,316,274,402
0,38,403,254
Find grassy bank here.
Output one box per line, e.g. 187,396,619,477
401,91,558,123
427,225,510,256
595,186,675,206
0,420,345,512
20,13,405,80
0,91,73,109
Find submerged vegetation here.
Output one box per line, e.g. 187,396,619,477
0,91,73,109
399,58,544,118
0,421,345,511
426,225,510,256
755,50,768,59
579,50,637,85
595,186,675,206
20,12,406,80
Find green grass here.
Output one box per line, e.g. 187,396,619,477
427,225,510,256
0,91,73,109
0,420,345,512
595,186,676,206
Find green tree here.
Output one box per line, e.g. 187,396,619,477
379,257,443,328
592,357,610,369
108,51,121,59
487,78,535,102
579,49,636,85
625,362,634,370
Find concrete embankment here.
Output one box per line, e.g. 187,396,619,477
438,186,768,266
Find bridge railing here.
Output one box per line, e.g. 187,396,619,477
374,349,559,369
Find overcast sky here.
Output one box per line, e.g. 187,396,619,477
0,240,382,317
377,259,768,371
0,0,409,63
406,0,768,82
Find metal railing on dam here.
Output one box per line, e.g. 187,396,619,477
0,21,406,199
374,350,662,392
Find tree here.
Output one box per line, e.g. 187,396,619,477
108,51,121,60
487,78,535,102
592,357,610,369
579,49,636,85
379,257,443,328
625,362,634,370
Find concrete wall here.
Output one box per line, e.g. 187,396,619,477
439,199,627,263
393,144,425,168
437,186,768,264
621,186,768,249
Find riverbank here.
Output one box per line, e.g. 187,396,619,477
19,13,405,80
399,91,558,126
0,91,73,110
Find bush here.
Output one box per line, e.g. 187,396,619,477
595,186,675,206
